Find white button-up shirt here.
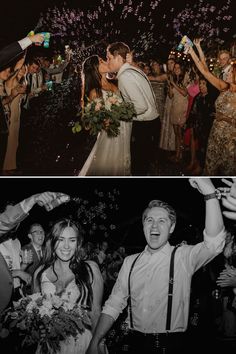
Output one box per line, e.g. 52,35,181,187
102,228,225,333
117,63,159,122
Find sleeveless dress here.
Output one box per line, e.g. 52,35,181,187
204,90,236,175
38,272,92,354
78,90,132,176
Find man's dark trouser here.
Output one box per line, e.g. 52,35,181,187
116,330,188,354
131,117,161,176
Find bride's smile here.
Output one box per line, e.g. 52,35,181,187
55,226,78,261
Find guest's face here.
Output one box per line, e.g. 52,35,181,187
218,53,230,69
167,60,175,72
29,225,45,247
173,64,181,76
199,80,208,95
0,67,11,81
151,62,161,74
106,51,124,73
28,63,39,74
98,57,109,74
55,226,78,262
143,207,175,253
143,65,151,76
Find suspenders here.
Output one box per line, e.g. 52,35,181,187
127,252,142,329
127,245,180,331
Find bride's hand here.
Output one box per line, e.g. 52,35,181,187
103,118,110,129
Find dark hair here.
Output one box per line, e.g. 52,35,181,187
36,218,93,309
25,57,40,67
82,55,102,105
107,42,130,60
142,200,176,226
198,75,219,101
172,61,186,86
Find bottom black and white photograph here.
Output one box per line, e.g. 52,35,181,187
0,177,236,354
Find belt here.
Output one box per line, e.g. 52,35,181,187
216,114,236,127
129,330,185,348
131,330,184,337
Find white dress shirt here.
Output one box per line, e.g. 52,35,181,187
220,64,233,83
102,228,225,333
117,63,159,121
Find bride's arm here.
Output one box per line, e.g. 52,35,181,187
86,260,104,332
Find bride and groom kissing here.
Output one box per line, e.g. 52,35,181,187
79,42,160,177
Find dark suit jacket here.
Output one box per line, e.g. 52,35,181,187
0,203,28,313
0,41,23,71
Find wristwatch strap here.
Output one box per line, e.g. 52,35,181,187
204,189,221,201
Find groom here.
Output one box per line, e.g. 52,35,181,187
106,42,161,176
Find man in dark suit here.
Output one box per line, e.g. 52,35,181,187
0,33,44,172
0,191,60,314
22,223,45,293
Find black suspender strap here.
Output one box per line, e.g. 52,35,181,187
127,252,142,329
127,245,181,332
165,245,180,331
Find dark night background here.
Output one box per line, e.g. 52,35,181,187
0,177,234,252
1,0,235,57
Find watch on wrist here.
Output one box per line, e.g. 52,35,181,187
204,189,222,201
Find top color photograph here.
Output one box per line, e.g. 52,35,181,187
0,0,235,176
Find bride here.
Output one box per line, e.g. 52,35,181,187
33,218,104,354
78,55,132,176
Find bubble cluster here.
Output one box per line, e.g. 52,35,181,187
36,0,233,62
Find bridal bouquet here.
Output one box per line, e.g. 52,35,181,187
72,92,136,137
0,293,91,354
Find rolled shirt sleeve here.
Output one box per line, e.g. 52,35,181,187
184,227,226,274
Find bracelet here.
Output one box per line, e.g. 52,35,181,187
204,189,221,201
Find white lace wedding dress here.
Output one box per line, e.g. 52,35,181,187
38,272,92,354
78,90,132,176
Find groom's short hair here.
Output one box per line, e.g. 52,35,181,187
107,42,130,60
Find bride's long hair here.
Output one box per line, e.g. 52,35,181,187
35,218,93,309
81,55,102,106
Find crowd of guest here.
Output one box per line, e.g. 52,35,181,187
131,43,235,175
0,34,81,176
0,35,235,176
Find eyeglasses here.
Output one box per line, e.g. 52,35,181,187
31,230,45,235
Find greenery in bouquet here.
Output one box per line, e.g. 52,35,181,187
0,292,91,354
72,92,136,138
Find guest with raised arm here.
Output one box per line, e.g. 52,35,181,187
187,39,236,175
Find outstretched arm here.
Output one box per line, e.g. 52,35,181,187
188,45,228,91
193,38,208,70
189,178,224,237
0,191,65,237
